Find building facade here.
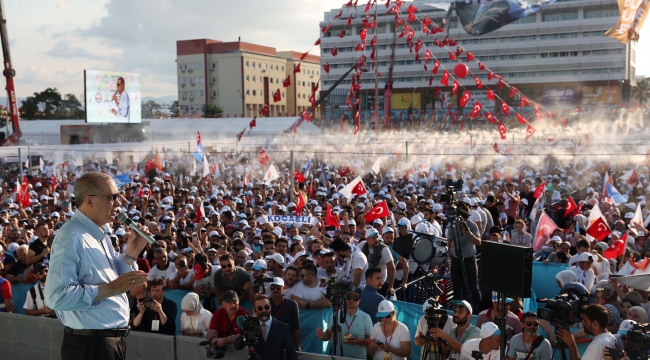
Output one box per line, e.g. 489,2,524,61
176,39,320,118
319,0,634,117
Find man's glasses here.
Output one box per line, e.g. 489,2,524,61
256,305,271,312
270,285,282,291
300,273,311,278
221,263,233,269
345,295,359,301
524,322,539,327
90,194,119,202
38,270,48,275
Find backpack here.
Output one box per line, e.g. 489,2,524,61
361,242,388,268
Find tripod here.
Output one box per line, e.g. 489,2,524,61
447,214,475,310
329,297,346,358
421,332,445,360
550,327,570,360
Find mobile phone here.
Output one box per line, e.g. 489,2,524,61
143,301,154,308
605,348,624,360
109,235,117,247
254,244,261,253
178,260,186,268
471,351,483,359
220,243,226,250
375,341,384,346
192,233,198,243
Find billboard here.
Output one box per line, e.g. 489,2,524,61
581,86,621,105
540,88,576,106
85,70,141,123
391,93,421,110
455,0,557,36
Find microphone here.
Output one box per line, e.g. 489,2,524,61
116,212,158,246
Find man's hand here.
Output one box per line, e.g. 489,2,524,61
124,225,150,259
152,300,163,315
137,301,146,314
556,328,576,347
243,282,251,292
108,270,149,295
111,109,117,116
429,328,448,341
315,328,326,340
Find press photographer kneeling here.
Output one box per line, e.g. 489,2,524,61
234,294,297,360
421,300,480,360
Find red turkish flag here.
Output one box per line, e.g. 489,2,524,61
564,196,578,218
455,47,463,56
283,76,291,88
249,117,257,130
525,125,536,140
451,80,459,96
493,143,500,153
259,103,269,116
459,91,471,108
331,47,338,56
516,113,528,125
51,173,57,191
487,88,495,100
324,63,330,74
236,128,245,142
273,89,281,103
501,102,509,115
534,182,546,199
300,51,309,61
294,170,305,183
603,240,634,265
326,203,340,228
432,60,440,75
586,217,612,241
448,51,457,61
314,38,321,45
629,257,650,271
509,87,516,98
441,70,449,86
630,169,639,185
474,76,483,88
258,149,270,166
471,101,482,118
296,192,306,215
498,122,507,140
467,52,474,61
492,169,502,180
302,109,311,122
364,201,390,223
486,112,497,123
352,180,367,197
478,62,486,71
293,63,301,74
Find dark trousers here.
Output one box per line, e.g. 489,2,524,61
61,331,127,360
450,256,481,313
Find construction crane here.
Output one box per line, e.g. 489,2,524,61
382,21,398,130
0,0,20,146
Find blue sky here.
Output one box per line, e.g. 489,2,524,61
5,0,649,100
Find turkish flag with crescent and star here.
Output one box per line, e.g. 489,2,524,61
564,196,578,218
604,238,627,259
351,180,367,197
525,125,536,141
498,122,507,140
294,170,305,183
365,201,390,223
459,91,471,108
586,217,612,241
471,101,482,118
326,203,340,228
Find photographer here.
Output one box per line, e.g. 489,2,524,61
234,294,297,360
460,322,501,360
329,237,368,288
132,279,177,335
413,298,456,359
445,202,482,312
507,312,552,360
557,304,617,360
207,290,249,347
315,286,373,359
424,300,480,360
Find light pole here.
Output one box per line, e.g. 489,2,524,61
606,68,611,103
236,90,245,117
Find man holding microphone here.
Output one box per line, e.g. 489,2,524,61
45,172,150,360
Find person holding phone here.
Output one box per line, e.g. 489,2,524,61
168,255,194,291
368,300,411,360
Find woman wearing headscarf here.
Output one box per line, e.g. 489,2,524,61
628,306,648,324
555,270,579,289
180,292,213,338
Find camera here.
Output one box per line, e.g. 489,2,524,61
440,180,464,218
537,283,589,326
198,341,226,359
253,274,273,295
424,298,448,330
240,314,263,357
627,323,650,348
324,274,347,309
471,350,484,359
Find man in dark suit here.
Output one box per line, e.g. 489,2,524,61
234,294,297,360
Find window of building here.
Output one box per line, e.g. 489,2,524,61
258,62,262,68
246,61,250,67
584,9,619,18
264,64,267,70
282,66,285,71
252,61,256,67
246,75,250,81
253,90,257,96
200,77,204,83
270,78,273,84
542,13,578,22
253,76,256,82
246,89,250,95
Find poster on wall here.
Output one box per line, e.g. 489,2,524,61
581,86,621,105
540,88,576,105
391,93,421,110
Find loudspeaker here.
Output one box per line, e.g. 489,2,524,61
480,241,533,298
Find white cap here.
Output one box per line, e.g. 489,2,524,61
265,253,285,265
365,228,379,238
577,252,594,262
209,231,219,237
115,229,126,236
480,322,501,338
252,259,267,270
376,300,395,318
271,277,284,287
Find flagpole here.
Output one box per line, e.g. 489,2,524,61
290,150,295,203
18,147,22,177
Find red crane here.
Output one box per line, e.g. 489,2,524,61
0,0,20,146
382,22,398,130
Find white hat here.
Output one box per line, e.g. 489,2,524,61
265,253,285,265
382,227,394,234
452,299,473,315
376,300,395,318
618,319,636,335
293,251,308,258
209,231,219,237
271,277,285,287
549,236,562,243
115,229,126,236
410,214,423,225
480,322,501,338
624,212,634,219
365,228,379,238
577,252,594,262
520,198,529,206
423,298,442,312
252,259,267,270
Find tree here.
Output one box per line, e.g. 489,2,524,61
57,94,83,119
141,100,161,118
170,100,179,117
19,88,82,119
632,79,650,105
202,104,224,118
423,88,441,109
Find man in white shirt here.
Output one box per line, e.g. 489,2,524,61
24,263,55,317
290,262,330,309
111,77,130,123
557,304,617,360
569,252,596,291
460,322,502,360
357,228,395,295
329,238,368,288
148,248,176,285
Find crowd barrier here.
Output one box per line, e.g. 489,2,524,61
6,261,584,360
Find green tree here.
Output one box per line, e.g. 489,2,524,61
633,79,650,105
423,88,441,109
20,87,68,119
57,94,84,119
202,104,224,118
170,100,179,117
141,100,161,118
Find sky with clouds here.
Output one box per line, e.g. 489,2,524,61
5,0,650,101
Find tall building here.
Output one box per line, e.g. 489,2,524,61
176,39,320,117
319,0,634,117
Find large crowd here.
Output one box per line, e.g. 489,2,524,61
0,148,649,360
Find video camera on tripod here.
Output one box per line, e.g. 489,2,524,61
627,322,650,351
324,274,346,309
537,283,590,327
197,341,226,359
253,274,273,295
240,313,263,359
424,297,448,330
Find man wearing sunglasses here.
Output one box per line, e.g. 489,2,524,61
269,277,301,351
208,290,249,348
507,311,552,360
234,294,297,360
424,299,479,359
45,172,150,360
315,286,372,359
23,263,55,318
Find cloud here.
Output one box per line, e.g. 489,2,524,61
46,38,117,60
